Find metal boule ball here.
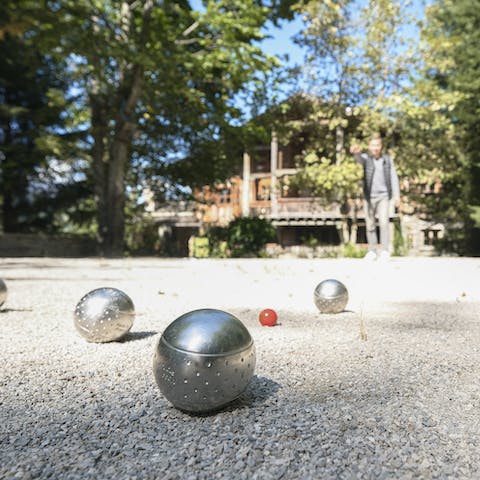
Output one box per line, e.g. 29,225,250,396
314,279,348,314
73,287,135,343
0,278,7,307
153,308,256,413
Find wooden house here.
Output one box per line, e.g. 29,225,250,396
150,94,445,256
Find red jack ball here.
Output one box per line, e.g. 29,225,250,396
259,308,278,327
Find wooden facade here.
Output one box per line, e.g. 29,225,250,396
151,131,445,255
192,133,370,248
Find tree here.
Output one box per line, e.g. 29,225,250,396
8,0,289,256
0,3,87,234
292,0,417,142
419,0,480,252
283,0,419,244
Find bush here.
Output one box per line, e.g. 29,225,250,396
189,236,210,258
342,242,366,258
205,217,277,258
125,217,160,255
392,218,407,256
226,217,277,257
210,240,229,258
207,225,230,258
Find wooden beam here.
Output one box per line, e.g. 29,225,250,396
270,131,278,217
242,152,250,217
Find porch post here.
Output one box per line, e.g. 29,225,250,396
242,152,251,217
270,131,278,217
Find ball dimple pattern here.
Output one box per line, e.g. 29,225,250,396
153,308,256,413
73,287,135,343
314,279,349,314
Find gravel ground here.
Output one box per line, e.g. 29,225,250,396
1,256,480,479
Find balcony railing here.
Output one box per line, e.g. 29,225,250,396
149,201,199,226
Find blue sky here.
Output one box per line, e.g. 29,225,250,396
260,15,306,68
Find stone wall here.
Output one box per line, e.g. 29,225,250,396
0,234,97,257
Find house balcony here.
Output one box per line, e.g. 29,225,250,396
150,201,200,227
250,197,370,226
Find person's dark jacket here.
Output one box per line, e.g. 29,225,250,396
354,152,400,201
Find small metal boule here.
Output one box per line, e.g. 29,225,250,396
0,278,7,307
73,287,135,343
314,279,348,314
153,308,256,413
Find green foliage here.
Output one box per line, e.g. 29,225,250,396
470,206,480,229
288,0,478,256
292,0,418,126
433,227,468,257
2,0,292,254
420,0,480,253
189,236,210,258
124,216,160,255
0,21,90,234
392,218,407,257
292,155,362,202
205,217,277,258
342,242,366,258
286,0,420,209
225,217,277,257
210,240,229,259
206,225,229,258
301,234,319,248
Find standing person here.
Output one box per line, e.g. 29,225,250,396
350,134,400,261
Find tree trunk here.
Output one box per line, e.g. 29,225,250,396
92,106,135,257
105,135,128,256
89,1,152,256
91,103,133,256
1,123,16,232
91,96,109,253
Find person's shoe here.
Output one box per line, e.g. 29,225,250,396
364,250,377,261
377,250,391,262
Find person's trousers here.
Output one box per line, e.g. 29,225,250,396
364,196,390,252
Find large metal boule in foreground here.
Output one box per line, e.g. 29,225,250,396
0,278,7,307
153,308,256,413
73,287,135,343
314,279,348,314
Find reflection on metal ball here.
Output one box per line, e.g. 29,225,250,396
314,279,348,314
73,287,135,343
0,278,7,307
153,308,256,413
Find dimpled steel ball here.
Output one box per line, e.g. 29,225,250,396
74,287,135,343
314,279,348,314
0,278,7,307
153,308,256,413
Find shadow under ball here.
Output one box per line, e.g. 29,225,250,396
0,279,6,307
153,308,256,413
74,287,135,342
314,279,348,313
